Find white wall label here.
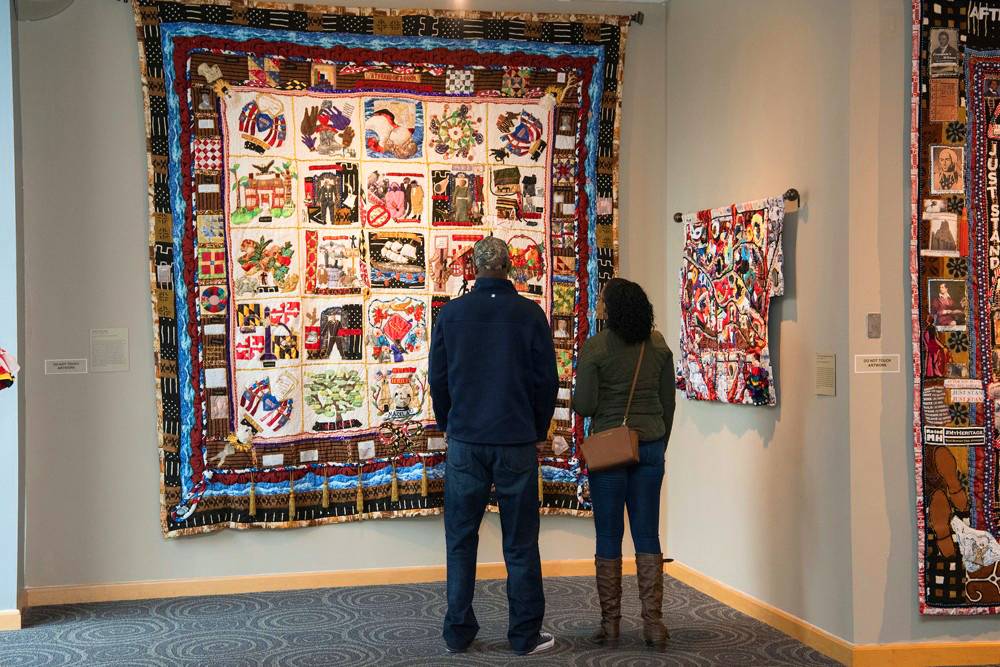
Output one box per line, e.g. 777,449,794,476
90,328,129,373
854,354,900,374
815,353,836,396
44,359,88,375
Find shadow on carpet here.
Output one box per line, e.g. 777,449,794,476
0,575,843,666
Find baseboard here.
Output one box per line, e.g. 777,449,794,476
664,561,855,665
665,561,1000,667
0,609,21,631
23,557,629,608
852,643,1000,667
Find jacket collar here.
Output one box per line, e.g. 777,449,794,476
473,277,516,292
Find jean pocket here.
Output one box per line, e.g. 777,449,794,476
447,442,472,471
639,440,666,468
498,446,537,475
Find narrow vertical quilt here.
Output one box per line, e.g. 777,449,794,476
912,0,1000,615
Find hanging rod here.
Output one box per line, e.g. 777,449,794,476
673,188,800,223
113,1,646,25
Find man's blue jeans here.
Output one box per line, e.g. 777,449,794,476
443,439,544,653
589,439,666,559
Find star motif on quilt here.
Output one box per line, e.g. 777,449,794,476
946,195,965,214
947,331,969,353
445,69,475,95
159,4,184,21
947,257,969,278
553,157,576,186
946,121,967,143
501,68,530,96
948,403,970,425
437,18,463,39
245,9,269,29
483,20,506,40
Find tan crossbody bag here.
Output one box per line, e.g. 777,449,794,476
579,342,644,472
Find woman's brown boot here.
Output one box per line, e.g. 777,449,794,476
590,556,622,646
635,552,669,650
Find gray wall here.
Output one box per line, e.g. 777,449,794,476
663,0,1000,645
662,0,853,642
0,1,18,613
18,1,665,588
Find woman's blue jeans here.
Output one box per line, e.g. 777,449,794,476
589,439,666,559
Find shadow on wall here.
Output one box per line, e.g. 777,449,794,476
768,198,804,405
881,29,917,638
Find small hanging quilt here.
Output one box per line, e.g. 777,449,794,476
676,197,784,406
0,348,16,390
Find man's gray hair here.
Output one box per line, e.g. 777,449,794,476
473,236,510,273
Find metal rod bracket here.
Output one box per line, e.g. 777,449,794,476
673,187,801,222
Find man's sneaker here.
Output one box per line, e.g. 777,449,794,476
445,643,469,654
517,632,555,656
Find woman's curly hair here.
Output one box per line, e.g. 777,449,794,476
602,278,654,345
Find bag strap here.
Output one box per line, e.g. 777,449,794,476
622,341,646,426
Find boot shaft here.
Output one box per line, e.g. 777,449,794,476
592,556,623,645
634,552,669,648
594,556,623,619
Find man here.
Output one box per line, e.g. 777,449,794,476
315,172,341,225
429,236,559,656
409,177,424,222
933,30,959,64
936,148,961,192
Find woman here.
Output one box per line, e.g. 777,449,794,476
573,278,675,650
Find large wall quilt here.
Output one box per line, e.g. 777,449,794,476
913,0,1000,614
131,1,629,536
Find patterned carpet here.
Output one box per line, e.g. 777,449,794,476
0,575,842,666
